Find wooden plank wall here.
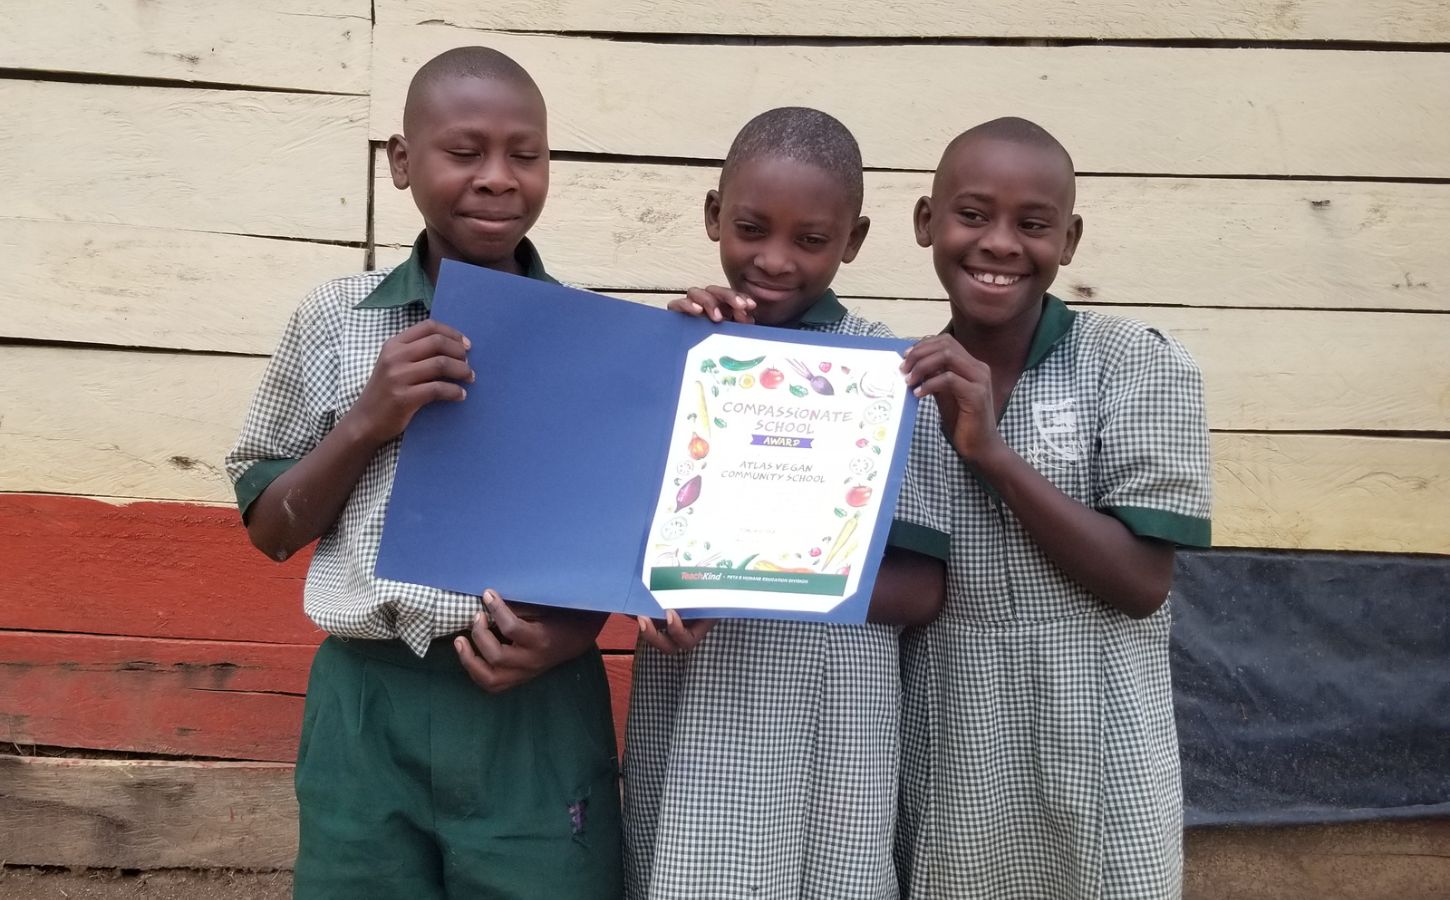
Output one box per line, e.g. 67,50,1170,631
1,1,1447,893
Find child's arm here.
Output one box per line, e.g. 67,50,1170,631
866,546,946,626
902,334,1174,618
453,591,609,693
245,319,473,561
668,285,756,323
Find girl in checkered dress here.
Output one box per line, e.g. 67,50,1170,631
894,119,1212,899
622,108,950,900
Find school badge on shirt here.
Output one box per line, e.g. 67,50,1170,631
1025,397,1085,470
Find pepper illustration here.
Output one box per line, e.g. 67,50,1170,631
689,434,710,460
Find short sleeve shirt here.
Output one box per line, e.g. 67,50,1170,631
224,235,553,656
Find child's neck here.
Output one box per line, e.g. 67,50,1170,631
421,241,525,284
950,298,1045,414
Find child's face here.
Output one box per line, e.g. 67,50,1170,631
705,157,869,326
387,76,549,276
914,136,1082,333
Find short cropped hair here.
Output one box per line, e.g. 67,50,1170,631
720,107,865,214
949,116,1074,173
403,46,543,133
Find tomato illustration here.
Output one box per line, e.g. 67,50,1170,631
759,367,785,389
845,485,873,508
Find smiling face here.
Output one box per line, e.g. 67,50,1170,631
915,135,1082,337
387,74,549,278
705,156,869,326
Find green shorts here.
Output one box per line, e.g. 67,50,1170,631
293,636,622,900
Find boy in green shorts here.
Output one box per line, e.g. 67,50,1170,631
226,47,621,900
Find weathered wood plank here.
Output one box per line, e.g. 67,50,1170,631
0,348,263,503
375,0,1450,43
1213,434,1450,554
371,29,1450,177
3,755,1446,888
0,494,639,650
0,756,298,870
1184,819,1450,900
841,301,1450,433
2,347,1446,551
1,218,364,353
0,632,634,762
0,631,311,761
1,0,369,94
375,161,1450,312
0,81,367,241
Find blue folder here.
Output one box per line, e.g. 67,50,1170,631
375,260,917,622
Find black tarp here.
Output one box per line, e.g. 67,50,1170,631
1172,549,1450,826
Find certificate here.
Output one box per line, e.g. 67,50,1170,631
375,261,918,624
644,334,908,614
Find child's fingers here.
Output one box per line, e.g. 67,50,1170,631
483,591,544,647
667,296,705,315
637,615,683,654
395,327,471,363
664,611,717,650
398,318,470,349
455,635,516,693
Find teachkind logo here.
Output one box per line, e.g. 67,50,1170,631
1025,397,1085,470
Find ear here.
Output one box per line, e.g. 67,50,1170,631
912,196,933,248
704,189,723,243
385,134,410,190
840,215,871,264
1060,214,1084,266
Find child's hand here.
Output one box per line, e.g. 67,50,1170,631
668,286,756,324
453,590,604,693
636,610,716,654
349,320,473,446
900,334,1006,465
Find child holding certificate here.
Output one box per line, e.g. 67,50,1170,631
226,48,621,898
623,107,949,900
894,118,1213,898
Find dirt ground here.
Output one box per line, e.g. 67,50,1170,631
0,868,291,900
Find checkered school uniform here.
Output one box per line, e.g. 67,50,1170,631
894,297,1213,900
224,234,554,657
624,292,951,900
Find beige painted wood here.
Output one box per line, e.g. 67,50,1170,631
0,347,263,504
1,0,369,94
0,81,367,241
371,28,1450,177
0,755,296,870
3,347,1444,552
1213,433,1449,553
375,0,1450,43
1,218,364,353
375,160,1450,312
850,300,1450,432
1184,820,1450,900
606,296,1450,433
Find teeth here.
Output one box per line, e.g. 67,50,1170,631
971,271,1021,286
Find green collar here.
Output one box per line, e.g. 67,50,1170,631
945,293,1077,370
1023,293,1077,369
794,289,848,327
355,232,554,311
